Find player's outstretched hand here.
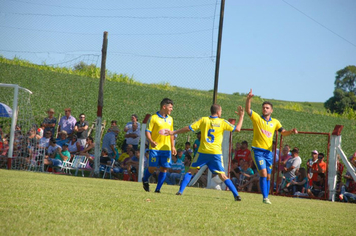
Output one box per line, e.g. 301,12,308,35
235,105,244,116
291,128,298,134
247,89,254,99
171,147,177,156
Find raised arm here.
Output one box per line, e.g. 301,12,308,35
245,89,254,115
234,106,245,132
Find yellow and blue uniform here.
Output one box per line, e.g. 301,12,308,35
249,110,282,174
146,112,174,168
189,116,236,174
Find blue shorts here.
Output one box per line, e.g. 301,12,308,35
251,148,273,174
191,152,225,174
148,150,171,168
48,158,63,167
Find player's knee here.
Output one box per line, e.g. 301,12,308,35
218,173,228,181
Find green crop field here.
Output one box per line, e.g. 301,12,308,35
1,58,355,168
1,170,355,235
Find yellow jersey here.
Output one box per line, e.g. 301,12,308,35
249,110,282,151
189,116,236,155
146,112,174,151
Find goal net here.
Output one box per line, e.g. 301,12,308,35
0,83,44,171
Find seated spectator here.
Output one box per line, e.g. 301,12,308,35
39,130,52,149
42,108,56,138
309,152,327,187
124,114,140,132
238,172,260,192
74,113,89,147
183,152,192,173
232,142,241,160
67,135,81,156
183,142,193,156
165,154,185,185
307,150,319,186
102,126,119,158
307,173,325,198
176,149,185,162
44,143,70,171
79,136,95,163
230,159,240,188
339,171,356,202
278,145,291,174
282,147,302,193
123,122,140,151
192,131,201,157
239,160,254,186
290,167,308,194
56,130,69,147
118,144,133,163
235,140,252,167
58,108,77,138
47,138,61,158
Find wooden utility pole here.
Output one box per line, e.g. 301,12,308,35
213,0,226,104
94,31,108,176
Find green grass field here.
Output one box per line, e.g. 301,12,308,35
1,170,355,235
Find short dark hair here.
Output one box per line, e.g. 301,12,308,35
318,153,324,158
232,159,238,164
131,114,138,119
79,113,85,117
262,101,273,109
87,136,94,142
185,142,191,145
210,104,221,115
111,120,117,125
241,141,248,145
160,98,174,108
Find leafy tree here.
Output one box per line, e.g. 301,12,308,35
325,66,356,114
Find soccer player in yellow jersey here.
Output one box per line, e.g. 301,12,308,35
166,104,245,201
246,89,297,204
142,98,177,193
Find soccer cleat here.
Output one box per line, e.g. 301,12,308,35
263,198,272,204
142,178,150,192
235,196,242,201
154,190,161,193
176,192,182,196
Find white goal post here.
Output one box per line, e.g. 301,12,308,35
0,83,32,168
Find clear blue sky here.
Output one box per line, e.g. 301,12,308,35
1,0,355,103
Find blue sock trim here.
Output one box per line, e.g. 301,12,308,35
179,173,192,194
224,179,238,197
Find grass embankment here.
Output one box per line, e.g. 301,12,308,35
1,170,355,235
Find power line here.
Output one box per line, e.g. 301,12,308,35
282,0,356,48
8,0,217,11
0,25,216,36
1,11,214,20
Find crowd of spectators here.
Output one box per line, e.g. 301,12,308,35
1,109,356,203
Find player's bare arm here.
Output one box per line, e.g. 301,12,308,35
165,126,190,136
145,131,157,148
171,134,177,155
280,128,298,136
234,105,245,132
245,89,254,114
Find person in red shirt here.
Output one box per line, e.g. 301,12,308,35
309,152,327,187
232,142,241,160
235,141,252,167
